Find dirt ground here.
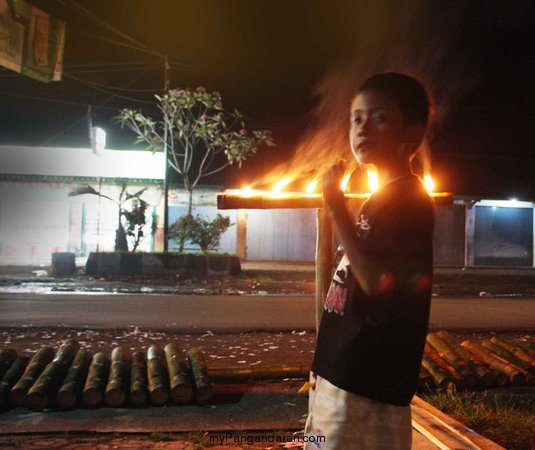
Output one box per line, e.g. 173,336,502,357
1,327,533,369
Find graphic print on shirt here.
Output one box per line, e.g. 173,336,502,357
355,213,371,239
324,254,351,315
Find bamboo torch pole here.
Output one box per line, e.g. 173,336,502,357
315,208,333,333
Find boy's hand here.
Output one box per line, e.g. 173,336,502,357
322,164,346,210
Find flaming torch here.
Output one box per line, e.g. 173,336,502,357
218,172,450,210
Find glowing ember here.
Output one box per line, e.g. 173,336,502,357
272,177,292,193
367,169,379,193
424,175,435,193
305,179,319,193
340,173,351,192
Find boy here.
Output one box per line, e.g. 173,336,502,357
305,73,435,450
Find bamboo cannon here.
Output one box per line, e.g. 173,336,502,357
26,339,79,411
130,351,148,406
82,352,109,407
0,355,29,408
0,348,17,380
187,347,214,405
9,347,54,406
436,331,495,388
147,345,169,405
490,336,535,372
164,343,193,404
426,333,478,389
105,346,129,407
56,349,90,410
461,341,525,386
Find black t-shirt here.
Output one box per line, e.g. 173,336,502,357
311,175,435,406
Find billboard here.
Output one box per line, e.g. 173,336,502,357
0,0,65,82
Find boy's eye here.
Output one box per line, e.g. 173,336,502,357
373,115,386,123
353,116,362,124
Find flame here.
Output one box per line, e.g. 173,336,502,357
272,177,292,193
340,173,351,192
424,174,434,193
305,179,319,193
241,186,253,198
367,169,379,193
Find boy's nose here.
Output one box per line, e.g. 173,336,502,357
357,120,370,136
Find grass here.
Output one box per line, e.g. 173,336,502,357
422,390,535,450
149,431,173,442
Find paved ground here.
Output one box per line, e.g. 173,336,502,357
1,292,534,332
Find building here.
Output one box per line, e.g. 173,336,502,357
0,145,533,268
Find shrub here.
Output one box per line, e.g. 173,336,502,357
169,214,233,253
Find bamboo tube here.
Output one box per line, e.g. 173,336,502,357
187,347,214,404
482,340,532,373
82,352,109,407
481,341,535,386
418,367,435,391
105,346,129,407
130,351,148,406
489,369,509,387
427,333,478,389
0,349,17,380
164,343,193,404
490,336,535,371
436,331,494,388
208,364,310,381
425,343,466,388
0,356,29,408
461,341,525,386
147,345,169,405
9,347,54,406
421,355,451,389
26,340,79,411
56,349,90,410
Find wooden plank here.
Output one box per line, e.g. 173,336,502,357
411,396,506,450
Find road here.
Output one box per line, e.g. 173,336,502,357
0,293,534,332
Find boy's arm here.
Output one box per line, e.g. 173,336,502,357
322,165,384,296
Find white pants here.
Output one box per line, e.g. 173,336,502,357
304,374,412,450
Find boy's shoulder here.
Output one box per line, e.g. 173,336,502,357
372,175,433,208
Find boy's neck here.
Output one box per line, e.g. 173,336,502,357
378,162,414,188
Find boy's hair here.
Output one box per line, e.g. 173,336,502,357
358,72,430,125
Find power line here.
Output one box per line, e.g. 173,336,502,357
0,90,117,110
65,74,156,104
66,75,161,93
67,27,162,58
41,68,156,146
56,0,162,57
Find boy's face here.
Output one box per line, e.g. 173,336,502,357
349,90,422,169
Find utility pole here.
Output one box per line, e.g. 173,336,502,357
162,55,170,252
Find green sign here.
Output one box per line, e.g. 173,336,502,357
0,0,65,82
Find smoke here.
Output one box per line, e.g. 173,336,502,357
256,0,485,189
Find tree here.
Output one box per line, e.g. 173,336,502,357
117,87,274,214
69,182,149,252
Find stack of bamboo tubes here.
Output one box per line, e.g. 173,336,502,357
1,332,534,411
420,331,535,391
0,341,212,411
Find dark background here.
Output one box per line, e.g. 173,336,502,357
1,0,533,197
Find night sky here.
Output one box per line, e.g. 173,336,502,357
1,0,534,198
